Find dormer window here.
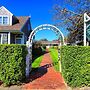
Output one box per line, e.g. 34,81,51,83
0,16,9,25
0,17,2,24
3,17,8,24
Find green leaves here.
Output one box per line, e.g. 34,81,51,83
0,44,27,86
61,46,90,87
32,55,43,68
49,48,59,71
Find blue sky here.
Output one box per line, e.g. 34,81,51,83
0,0,69,41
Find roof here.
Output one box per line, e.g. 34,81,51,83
0,16,30,31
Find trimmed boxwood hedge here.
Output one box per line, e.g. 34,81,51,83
61,46,90,87
0,44,27,86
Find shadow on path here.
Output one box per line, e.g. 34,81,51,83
32,50,49,63
24,66,47,84
24,61,59,84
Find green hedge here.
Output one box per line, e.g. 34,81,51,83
0,44,27,86
61,46,90,87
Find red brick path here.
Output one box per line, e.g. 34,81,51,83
23,51,67,90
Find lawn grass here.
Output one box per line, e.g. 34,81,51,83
32,55,43,68
49,48,60,71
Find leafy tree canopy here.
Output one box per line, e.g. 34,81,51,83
52,0,90,44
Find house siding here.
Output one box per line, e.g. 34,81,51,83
10,33,15,44
21,18,32,41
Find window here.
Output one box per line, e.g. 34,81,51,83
16,38,22,44
2,33,8,44
0,33,8,44
3,17,8,24
15,35,23,44
0,17,2,24
16,35,22,38
0,16,9,25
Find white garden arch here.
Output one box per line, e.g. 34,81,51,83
26,24,65,77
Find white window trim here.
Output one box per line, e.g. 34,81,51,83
0,33,8,44
0,15,9,25
0,34,3,44
8,32,10,44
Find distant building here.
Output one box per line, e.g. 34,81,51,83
40,40,59,46
0,6,32,44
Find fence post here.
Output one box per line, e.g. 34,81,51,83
58,43,61,72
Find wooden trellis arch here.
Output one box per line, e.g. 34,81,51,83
26,24,65,77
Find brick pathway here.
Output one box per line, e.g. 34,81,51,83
23,51,67,90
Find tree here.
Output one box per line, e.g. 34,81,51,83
39,38,48,41
52,0,90,44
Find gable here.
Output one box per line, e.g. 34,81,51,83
0,6,31,32
0,6,13,16
0,6,13,25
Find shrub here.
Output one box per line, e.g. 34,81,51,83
42,45,46,50
32,47,42,56
32,55,43,68
50,46,58,49
53,46,58,49
0,44,27,86
61,46,90,87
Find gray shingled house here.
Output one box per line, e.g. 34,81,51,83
0,6,32,44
